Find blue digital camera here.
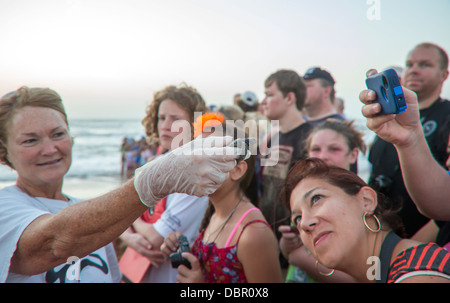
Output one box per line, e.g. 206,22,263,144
365,69,407,114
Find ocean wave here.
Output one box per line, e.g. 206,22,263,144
0,119,143,182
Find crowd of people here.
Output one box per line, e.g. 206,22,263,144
120,137,158,180
0,42,449,283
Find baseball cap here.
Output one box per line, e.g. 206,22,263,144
241,91,258,106
303,67,335,85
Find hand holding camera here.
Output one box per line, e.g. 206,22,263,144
365,68,407,115
161,233,204,282
360,69,422,148
169,235,192,269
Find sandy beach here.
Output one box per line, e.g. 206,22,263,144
0,176,125,201
63,176,125,200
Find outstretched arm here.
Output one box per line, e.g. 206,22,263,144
11,180,146,275
360,70,450,220
10,136,238,275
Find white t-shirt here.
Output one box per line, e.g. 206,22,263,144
142,193,209,283
0,185,121,283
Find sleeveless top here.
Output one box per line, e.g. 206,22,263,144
191,208,270,283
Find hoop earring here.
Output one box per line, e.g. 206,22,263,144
315,260,335,276
363,212,381,233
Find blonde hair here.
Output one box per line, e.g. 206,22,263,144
0,86,68,168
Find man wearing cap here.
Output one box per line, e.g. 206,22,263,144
303,67,358,175
237,91,259,112
235,90,267,147
303,67,345,125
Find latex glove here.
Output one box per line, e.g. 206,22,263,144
134,136,240,207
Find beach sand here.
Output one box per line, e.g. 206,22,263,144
0,176,125,200
63,176,125,200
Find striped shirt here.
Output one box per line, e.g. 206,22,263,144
388,242,450,283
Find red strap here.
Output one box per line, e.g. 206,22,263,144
141,197,167,223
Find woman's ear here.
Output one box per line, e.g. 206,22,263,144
358,186,378,214
229,160,248,181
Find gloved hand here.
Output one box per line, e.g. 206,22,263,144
134,136,241,207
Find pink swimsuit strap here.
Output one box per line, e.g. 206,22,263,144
224,207,260,247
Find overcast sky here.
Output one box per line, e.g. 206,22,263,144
1,0,449,120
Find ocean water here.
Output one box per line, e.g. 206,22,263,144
0,118,145,182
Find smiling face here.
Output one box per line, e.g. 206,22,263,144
289,177,376,269
6,106,73,187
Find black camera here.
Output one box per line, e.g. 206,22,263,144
169,235,192,269
365,68,407,114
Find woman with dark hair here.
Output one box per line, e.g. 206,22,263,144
280,119,367,282
282,158,450,283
